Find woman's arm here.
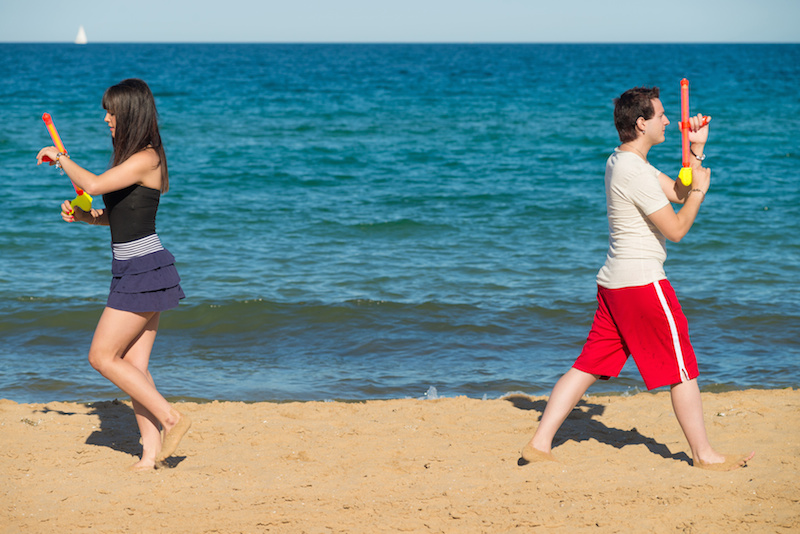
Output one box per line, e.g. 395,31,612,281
37,147,161,196
61,199,108,226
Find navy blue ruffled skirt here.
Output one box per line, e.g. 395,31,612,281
107,249,185,313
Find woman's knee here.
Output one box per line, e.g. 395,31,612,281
88,348,112,373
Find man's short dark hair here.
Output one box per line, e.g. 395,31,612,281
614,87,660,143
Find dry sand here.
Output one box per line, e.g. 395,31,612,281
2,388,798,533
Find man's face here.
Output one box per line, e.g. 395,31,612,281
642,98,670,145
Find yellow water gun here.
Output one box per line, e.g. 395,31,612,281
42,113,93,213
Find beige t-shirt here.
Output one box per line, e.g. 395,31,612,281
596,149,670,289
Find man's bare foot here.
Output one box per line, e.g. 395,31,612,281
694,451,754,471
155,410,191,462
520,443,556,464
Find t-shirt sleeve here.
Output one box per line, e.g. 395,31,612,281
625,166,669,216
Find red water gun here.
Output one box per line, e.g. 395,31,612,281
41,113,93,212
678,79,710,186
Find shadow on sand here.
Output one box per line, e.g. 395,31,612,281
38,399,185,468
505,394,691,466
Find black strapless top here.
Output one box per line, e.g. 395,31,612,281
103,185,160,244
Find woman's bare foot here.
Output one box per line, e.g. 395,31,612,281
128,458,156,472
694,451,755,471
155,410,191,462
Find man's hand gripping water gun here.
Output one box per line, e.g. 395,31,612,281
39,113,93,214
678,78,711,186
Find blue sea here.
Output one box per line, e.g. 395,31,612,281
1,43,798,404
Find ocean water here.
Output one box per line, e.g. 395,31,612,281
1,43,798,404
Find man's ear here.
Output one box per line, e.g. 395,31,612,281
635,116,647,135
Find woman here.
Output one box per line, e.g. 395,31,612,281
37,78,191,471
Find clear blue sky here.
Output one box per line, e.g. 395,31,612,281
2,0,798,43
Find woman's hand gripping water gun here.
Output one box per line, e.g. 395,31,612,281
678,78,711,186
38,113,93,214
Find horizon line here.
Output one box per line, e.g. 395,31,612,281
2,40,798,45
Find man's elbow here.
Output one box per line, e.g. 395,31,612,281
664,230,688,243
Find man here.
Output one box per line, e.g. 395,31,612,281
521,87,753,470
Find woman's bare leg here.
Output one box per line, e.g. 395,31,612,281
88,307,189,465
120,313,163,469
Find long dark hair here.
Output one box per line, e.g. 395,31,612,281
101,79,169,193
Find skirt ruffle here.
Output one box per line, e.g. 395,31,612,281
107,249,185,313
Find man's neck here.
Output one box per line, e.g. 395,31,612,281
620,139,651,162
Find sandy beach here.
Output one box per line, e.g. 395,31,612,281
2,388,798,533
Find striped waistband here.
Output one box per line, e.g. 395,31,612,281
112,234,164,261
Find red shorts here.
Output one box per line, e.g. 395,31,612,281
573,280,699,390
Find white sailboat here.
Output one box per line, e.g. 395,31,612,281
74,26,88,45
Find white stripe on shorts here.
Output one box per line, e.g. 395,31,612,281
652,281,690,382
112,234,164,261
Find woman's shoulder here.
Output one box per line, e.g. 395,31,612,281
121,147,162,190
127,146,161,167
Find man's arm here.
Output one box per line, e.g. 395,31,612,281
648,166,710,242
658,138,707,203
